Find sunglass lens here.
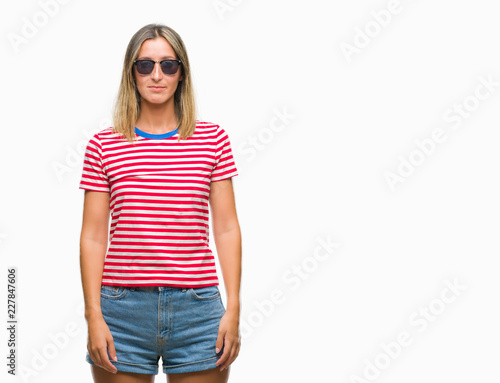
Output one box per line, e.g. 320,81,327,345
161,60,179,75
136,60,154,75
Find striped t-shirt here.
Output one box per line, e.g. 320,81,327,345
79,121,238,288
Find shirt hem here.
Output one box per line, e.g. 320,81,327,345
101,282,219,288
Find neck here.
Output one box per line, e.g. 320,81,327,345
136,98,178,133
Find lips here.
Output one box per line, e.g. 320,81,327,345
149,86,165,91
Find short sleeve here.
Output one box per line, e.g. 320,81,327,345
211,125,239,182
79,133,110,192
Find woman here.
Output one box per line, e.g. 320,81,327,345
79,23,241,383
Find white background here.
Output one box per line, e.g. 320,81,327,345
1,0,499,382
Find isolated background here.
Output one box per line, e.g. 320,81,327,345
1,0,499,382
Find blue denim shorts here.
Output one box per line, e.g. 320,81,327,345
85,284,226,375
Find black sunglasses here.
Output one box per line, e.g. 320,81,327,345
133,59,182,75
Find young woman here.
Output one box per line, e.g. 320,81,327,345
79,23,241,383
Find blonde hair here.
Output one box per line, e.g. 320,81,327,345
112,23,196,144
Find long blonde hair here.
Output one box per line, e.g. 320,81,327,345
112,23,196,144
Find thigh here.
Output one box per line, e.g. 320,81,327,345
167,366,230,383
162,285,227,374
86,285,160,375
91,364,155,383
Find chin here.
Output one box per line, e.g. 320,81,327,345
143,98,171,105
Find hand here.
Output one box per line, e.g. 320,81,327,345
87,315,118,374
215,310,241,371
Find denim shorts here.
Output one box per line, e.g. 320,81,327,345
85,284,226,375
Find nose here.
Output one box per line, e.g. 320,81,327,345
151,62,163,80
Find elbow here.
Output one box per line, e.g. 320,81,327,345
213,221,240,239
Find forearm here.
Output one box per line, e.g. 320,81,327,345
80,237,107,321
214,225,242,317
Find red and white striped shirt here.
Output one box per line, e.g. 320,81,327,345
79,121,238,288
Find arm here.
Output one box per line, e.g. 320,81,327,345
209,177,242,371
80,190,118,374
80,190,109,320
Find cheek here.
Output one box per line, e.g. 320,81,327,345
170,76,182,88
135,77,146,88
136,80,151,95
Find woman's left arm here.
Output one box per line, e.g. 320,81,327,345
209,177,242,371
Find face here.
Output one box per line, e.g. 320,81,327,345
133,37,183,106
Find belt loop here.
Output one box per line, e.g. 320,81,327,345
181,288,187,292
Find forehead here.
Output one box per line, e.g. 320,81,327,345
137,37,177,59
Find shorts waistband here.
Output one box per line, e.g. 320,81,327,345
133,286,185,291
103,285,188,292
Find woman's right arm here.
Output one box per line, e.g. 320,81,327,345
79,190,118,374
